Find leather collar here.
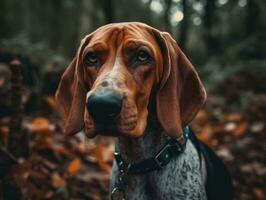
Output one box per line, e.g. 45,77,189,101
114,126,190,174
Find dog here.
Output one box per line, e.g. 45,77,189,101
56,22,233,200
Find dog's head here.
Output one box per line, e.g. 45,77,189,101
56,22,206,138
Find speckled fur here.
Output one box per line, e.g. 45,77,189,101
110,122,207,200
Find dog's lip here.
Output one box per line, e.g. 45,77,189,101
94,123,118,132
86,119,137,136
93,123,136,136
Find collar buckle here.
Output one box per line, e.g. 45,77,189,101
154,138,184,169
154,143,171,169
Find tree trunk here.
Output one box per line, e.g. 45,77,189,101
203,0,217,55
164,0,172,33
246,0,260,36
179,0,189,52
103,0,114,24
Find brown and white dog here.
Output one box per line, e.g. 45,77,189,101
56,22,233,200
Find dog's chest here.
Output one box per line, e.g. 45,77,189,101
110,140,207,200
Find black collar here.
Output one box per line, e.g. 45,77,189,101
114,127,190,175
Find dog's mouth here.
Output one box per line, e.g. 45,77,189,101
94,122,119,135
84,117,138,137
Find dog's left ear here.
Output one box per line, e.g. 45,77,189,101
153,31,207,138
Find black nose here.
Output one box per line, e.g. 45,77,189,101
87,92,122,124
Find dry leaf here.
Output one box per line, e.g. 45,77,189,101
0,126,9,136
44,96,57,108
197,124,212,142
210,123,224,134
51,173,66,188
76,143,88,154
253,187,265,199
68,158,81,176
44,190,54,199
101,144,114,163
233,122,249,137
27,117,54,133
56,146,71,155
90,145,114,173
224,112,243,122
98,161,112,173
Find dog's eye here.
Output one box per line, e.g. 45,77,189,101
84,51,99,66
136,50,150,63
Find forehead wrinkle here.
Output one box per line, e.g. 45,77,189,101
122,27,157,50
89,26,121,46
115,28,125,49
85,42,107,51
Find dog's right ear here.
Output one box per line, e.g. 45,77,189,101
55,36,91,135
55,56,86,135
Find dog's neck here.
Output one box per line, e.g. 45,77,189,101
118,112,168,163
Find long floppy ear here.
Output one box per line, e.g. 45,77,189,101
154,31,207,138
55,36,91,135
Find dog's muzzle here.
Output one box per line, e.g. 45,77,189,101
87,91,123,124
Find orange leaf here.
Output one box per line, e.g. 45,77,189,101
101,144,114,163
198,124,212,142
98,161,112,173
233,122,249,137
57,146,70,155
27,117,54,133
67,158,81,176
44,96,57,109
224,112,243,122
89,144,114,172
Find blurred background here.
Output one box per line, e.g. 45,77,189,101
0,0,265,199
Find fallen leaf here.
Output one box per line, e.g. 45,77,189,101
0,126,9,136
44,96,57,108
67,158,81,176
90,145,114,173
233,122,249,137
224,112,243,122
197,124,212,142
101,144,114,163
26,117,55,133
51,173,66,188
253,187,265,199
56,146,71,155
44,190,54,199
98,161,112,173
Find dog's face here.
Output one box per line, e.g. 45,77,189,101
82,24,163,137
56,22,206,138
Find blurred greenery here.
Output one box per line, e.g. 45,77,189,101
0,0,265,107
